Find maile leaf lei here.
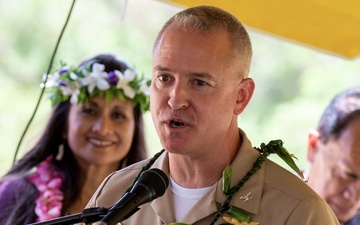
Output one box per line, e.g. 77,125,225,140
255,140,304,180
221,166,259,225
162,140,304,225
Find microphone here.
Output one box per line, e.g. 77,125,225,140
99,168,169,225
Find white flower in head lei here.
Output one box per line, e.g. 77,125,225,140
42,60,151,112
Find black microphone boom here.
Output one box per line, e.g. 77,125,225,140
99,168,169,225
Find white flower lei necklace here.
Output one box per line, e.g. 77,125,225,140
28,156,64,222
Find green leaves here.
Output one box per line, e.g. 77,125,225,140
226,206,252,223
258,140,304,180
221,166,255,224
222,165,232,194
168,139,302,225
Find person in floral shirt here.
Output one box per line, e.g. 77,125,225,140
0,53,151,224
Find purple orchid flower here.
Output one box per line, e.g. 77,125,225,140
58,67,69,75
108,71,118,86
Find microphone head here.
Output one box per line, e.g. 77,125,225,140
100,169,169,225
131,168,169,200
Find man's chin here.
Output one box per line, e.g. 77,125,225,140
335,211,357,224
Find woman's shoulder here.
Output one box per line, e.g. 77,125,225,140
0,177,34,218
0,177,38,224
0,177,30,200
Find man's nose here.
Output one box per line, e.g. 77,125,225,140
343,180,360,201
168,83,189,110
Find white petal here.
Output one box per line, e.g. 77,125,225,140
92,63,105,73
87,83,95,94
114,70,124,79
70,90,79,104
124,69,136,81
97,79,110,90
69,72,78,80
123,86,136,99
116,80,126,89
139,81,150,95
59,81,75,96
80,76,91,86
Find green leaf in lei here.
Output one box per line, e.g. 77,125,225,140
257,140,304,179
222,165,232,195
162,140,302,225
225,205,252,223
221,166,254,223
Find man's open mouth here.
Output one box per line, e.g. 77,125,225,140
170,120,185,128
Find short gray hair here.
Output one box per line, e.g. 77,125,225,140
153,5,252,76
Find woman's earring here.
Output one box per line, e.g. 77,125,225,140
56,143,64,161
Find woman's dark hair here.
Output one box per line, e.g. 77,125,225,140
0,54,147,224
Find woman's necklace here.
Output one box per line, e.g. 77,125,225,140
28,156,64,222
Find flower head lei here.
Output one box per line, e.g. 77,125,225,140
28,156,64,222
42,60,151,112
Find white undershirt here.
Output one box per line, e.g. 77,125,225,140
170,177,211,222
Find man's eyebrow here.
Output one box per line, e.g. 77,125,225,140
342,159,360,179
153,65,170,72
190,72,214,80
153,65,215,81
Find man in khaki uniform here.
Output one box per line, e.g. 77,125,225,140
86,5,339,225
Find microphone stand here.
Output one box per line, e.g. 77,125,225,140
27,207,108,225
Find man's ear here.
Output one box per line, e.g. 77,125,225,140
307,129,320,163
234,77,255,115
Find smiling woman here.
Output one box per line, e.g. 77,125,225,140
0,0,178,176
0,54,151,224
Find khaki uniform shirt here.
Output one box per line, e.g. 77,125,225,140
87,130,339,225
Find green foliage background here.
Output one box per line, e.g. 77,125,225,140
1,0,360,176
